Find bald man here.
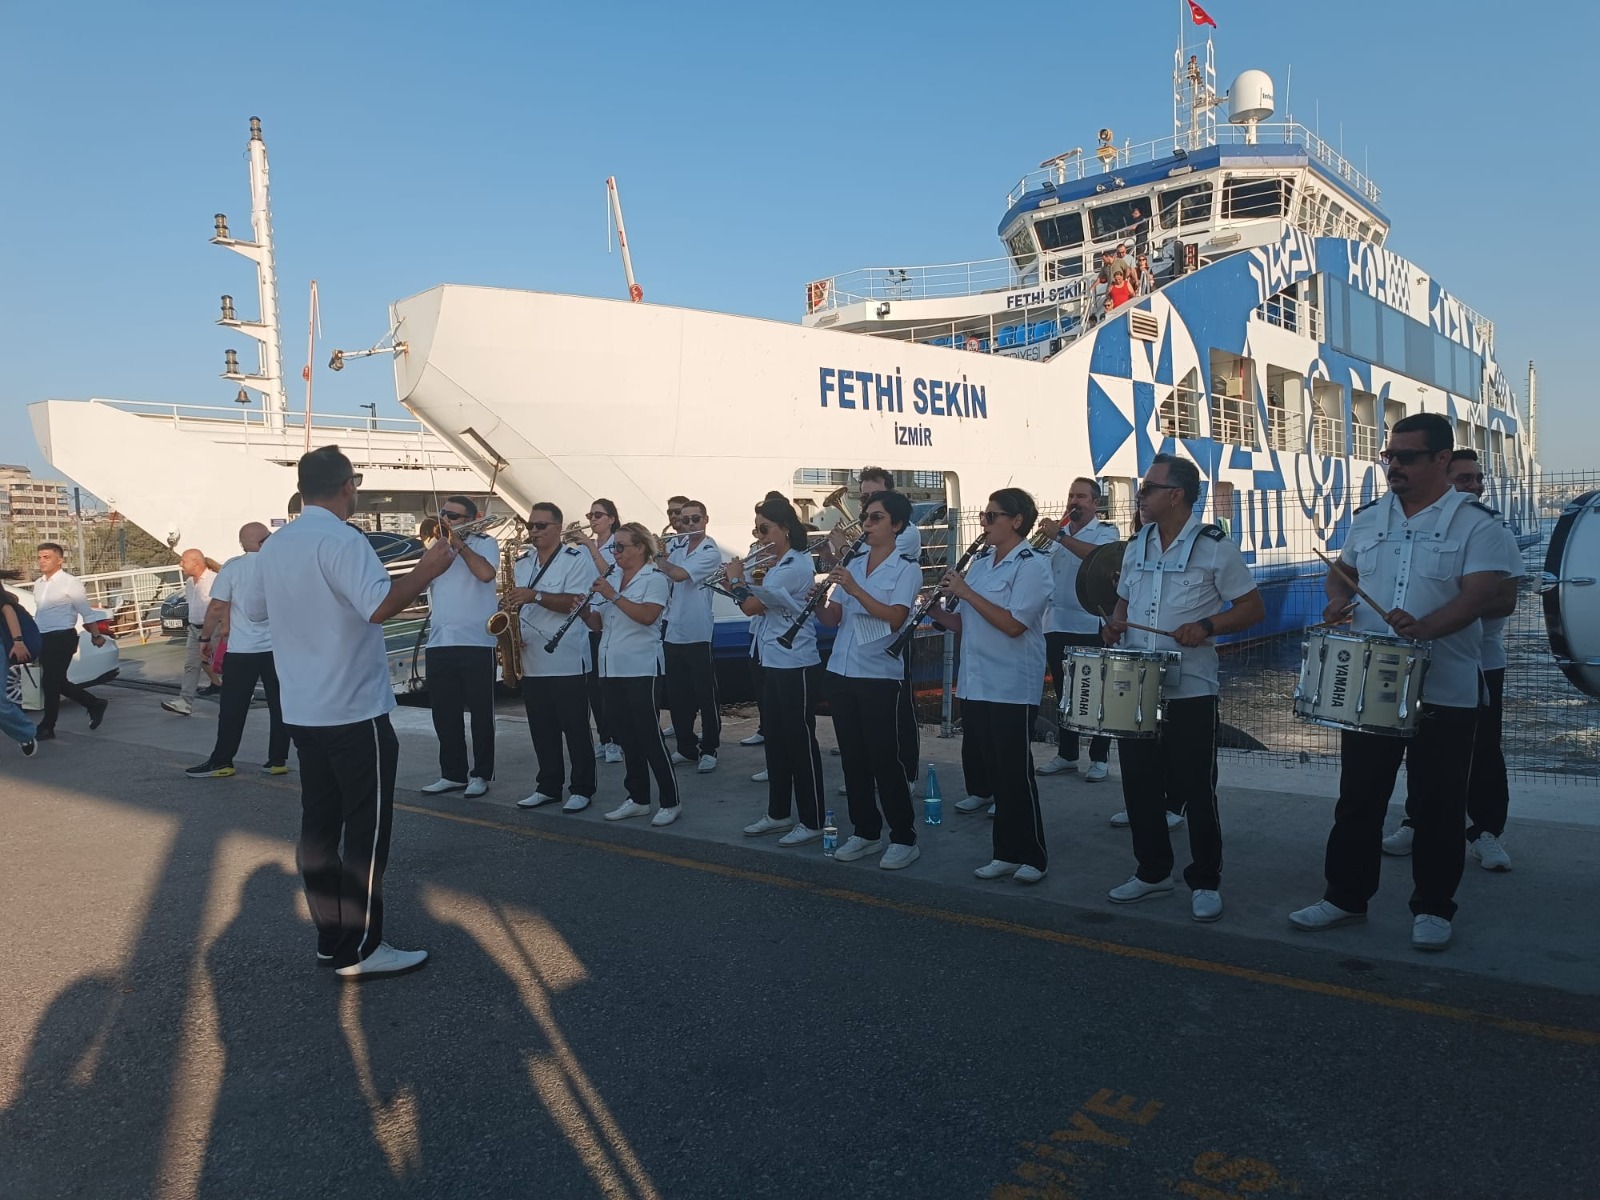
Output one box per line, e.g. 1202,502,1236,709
186,523,291,777
161,549,219,716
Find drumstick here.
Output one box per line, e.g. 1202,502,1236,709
1313,549,1391,619
1098,606,1176,639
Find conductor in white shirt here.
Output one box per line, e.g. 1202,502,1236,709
30,542,109,738
246,445,456,979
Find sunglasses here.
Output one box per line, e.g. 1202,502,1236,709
753,523,775,535
345,473,364,488
667,508,683,516
979,510,1017,523
528,520,555,531
1379,449,1435,466
862,511,890,524
1136,483,1183,498
680,515,705,524
439,510,469,521
586,511,609,521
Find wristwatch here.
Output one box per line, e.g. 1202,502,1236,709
533,591,543,604
1198,617,1215,636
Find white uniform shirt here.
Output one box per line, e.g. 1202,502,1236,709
596,565,669,678
749,549,821,670
825,551,921,681
1478,513,1525,673
1117,516,1258,700
31,569,94,633
517,544,594,678
662,535,721,645
211,553,271,654
895,523,923,561
183,568,217,628
955,543,1054,705
425,533,499,649
250,505,396,726
1045,518,1120,635
1341,491,1516,708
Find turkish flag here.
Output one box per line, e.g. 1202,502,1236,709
1188,0,1217,26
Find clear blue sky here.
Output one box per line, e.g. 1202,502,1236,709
1,0,1591,485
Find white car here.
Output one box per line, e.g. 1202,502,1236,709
5,589,121,712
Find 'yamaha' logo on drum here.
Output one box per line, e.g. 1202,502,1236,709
1077,667,1092,714
1331,655,1351,708
1337,650,1351,664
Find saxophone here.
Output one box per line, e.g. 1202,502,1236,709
485,524,527,687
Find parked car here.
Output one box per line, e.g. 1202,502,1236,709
5,589,121,711
160,590,190,633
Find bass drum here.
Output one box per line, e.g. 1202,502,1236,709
1542,489,1600,699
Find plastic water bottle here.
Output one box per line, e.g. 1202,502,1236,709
822,810,838,856
923,763,943,826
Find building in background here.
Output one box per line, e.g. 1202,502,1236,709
0,464,72,542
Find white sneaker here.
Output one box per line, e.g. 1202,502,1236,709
1036,756,1076,776
1288,900,1366,931
834,835,885,862
954,794,991,815
562,794,591,813
697,754,718,774
986,803,996,817
1412,914,1453,951
744,815,795,836
1107,875,1175,904
1191,889,1223,923
661,724,675,737
740,732,766,746
1382,825,1414,856
974,859,1022,880
161,697,193,716
464,778,488,798
1470,832,1511,871
1015,865,1047,884
421,778,467,794
670,751,692,765
603,743,623,764
604,799,651,821
517,791,559,809
778,824,822,847
334,943,429,979
751,769,770,782
651,805,681,827
879,843,920,870
594,743,606,759
1109,810,1131,827
1084,761,1109,783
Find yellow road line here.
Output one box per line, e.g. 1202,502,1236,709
395,802,1600,1049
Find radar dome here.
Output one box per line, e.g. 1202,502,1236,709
1228,70,1275,123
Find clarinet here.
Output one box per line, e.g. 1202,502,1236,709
543,564,617,653
776,528,868,649
885,533,989,658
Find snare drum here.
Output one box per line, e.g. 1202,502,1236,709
1058,647,1182,740
1292,627,1430,737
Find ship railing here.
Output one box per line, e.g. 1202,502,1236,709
83,398,463,470
807,257,1023,313
1005,122,1381,209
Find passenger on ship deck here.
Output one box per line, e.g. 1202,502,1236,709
817,489,922,870
1108,270,1135,309
929,488,1054,885
584,498,623,764
1379,447,1523,873
1289,414,1520,952
1101,455,1264,924
657,498,722,774
1136,254,1154,296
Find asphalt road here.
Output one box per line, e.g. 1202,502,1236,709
2,737,1596,1200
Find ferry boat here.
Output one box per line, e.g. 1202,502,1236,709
386,21,1537,658
28,118,485,562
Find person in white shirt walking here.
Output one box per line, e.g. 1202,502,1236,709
509,503,599,813
419,495,501,798
30,542,108,739
1035,479,1120,781
581,523,679,825
658,499,723,773
161,549,219,716
933,488,1056,884
243,445,455,979
1102,455,1264,923
818,489,922,869
185,522,290,778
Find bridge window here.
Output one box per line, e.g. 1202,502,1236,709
1006,226,1039,274
1223,176,1291,219
1034,212,1084,252
1088,197,1150,244
1158,182,1213,229
1209,350,1256,446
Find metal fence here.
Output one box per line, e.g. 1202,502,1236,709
907,475,1599,786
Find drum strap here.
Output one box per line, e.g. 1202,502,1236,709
1133,521,1205,632
1374,489,1473,610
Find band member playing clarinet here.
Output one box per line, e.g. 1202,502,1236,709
510,503,598,813
817,490,921,870
931,489,1055,884
728,495,826,846
1289,415,1518,951
581,524,680,826
585,499,623,764
1102,455,1263,923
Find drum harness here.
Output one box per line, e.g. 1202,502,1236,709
1128,521,1210,650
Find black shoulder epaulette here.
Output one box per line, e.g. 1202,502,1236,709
1467,500,1498,517
1198,524,1226,541
562,545,582,556
1016,545,1036,558
1354,498,1381,515
899,553,921,565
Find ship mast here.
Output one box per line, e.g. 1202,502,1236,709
1527,360,1539,468
1173,4,1219,151
214,117,289,434
606,176,644,303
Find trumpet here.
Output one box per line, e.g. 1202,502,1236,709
703,546,779,596
885,533,988,658
560,520,599,544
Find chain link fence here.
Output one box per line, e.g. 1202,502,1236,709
1,517,176,579
906,476,1599,786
